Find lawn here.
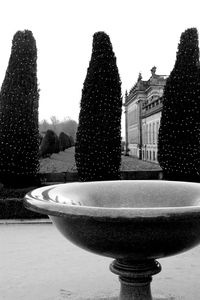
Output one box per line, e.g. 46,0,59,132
39,147,161,173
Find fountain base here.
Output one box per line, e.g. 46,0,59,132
110,259,161,300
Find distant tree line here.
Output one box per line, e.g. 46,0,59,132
39,129,75,158
39,116,78,140
39,117,77,158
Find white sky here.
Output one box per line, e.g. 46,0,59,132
0,0,200,137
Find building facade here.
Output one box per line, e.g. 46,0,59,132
124,67,167,163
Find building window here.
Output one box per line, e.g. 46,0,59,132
146,124,148,144
133,108,136,123
153,151,155,161
156,121,160,142
142,124,145,145
153,123,155,144
128,111,134,126
149,124,151,144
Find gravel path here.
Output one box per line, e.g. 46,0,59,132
39,147,161,173
1,223,200,300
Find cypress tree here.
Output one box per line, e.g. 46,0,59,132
75,31,122,181
0,30,40,187
158,28,200,182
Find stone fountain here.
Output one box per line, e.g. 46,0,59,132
24,180,200,300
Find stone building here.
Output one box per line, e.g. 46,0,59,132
124,67,167,162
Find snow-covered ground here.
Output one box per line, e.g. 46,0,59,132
1,223,200,300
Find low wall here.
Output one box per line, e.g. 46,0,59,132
120,170,163,180
40,172,79,183
40,170,163,184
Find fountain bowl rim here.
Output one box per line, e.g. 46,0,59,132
24,180,200,219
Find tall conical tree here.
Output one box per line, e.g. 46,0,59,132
0,30,40,187
158,28,200,182
75,31,122,181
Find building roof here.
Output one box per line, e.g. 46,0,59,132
124,67,167,105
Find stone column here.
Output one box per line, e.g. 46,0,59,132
110,259,161,300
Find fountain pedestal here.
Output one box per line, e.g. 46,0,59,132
110,259,161,300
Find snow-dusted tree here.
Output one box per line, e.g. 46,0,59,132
0,30,39,187
75,31,122,181
158,28,200,182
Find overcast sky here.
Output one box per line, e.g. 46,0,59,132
0,0,200,137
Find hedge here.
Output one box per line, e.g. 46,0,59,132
0,186,48,219
0,198,48,219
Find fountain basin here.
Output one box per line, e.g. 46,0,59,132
24,180,200,260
